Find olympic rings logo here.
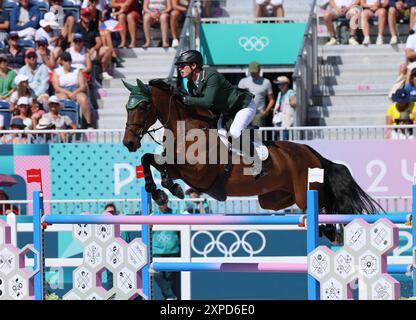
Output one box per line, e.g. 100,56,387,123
191,230,266,257
238,36,270,52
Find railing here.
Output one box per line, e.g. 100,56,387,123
168,0,199,82
292,0,318,127
1,194,412,216
1,125,415,144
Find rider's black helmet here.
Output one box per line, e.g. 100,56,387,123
175,50,203,68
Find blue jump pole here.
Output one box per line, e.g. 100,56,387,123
140,187,151,300
33,191,44,300
306,190,319,300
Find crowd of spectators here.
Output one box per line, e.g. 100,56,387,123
322,0,416,46
0,0,217,136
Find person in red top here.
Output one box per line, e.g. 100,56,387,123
0,190,19,215
110,0,141,48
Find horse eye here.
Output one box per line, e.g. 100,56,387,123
139,103,149,112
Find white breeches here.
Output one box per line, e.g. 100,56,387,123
228,99,257,139
256,0,283,6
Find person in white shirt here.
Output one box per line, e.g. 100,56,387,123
51,52,92,128
361,0,389,45
323,0,360,45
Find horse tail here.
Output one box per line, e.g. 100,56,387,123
305,145,383,214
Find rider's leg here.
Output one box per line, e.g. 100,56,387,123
228,100,268,179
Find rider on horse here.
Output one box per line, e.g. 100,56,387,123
173,49,268,179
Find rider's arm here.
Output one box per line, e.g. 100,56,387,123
183,73,220,108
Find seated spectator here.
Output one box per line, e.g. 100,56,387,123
10,0,41,39
9,73,36,111
3,31,25,71
67,33,92,73
255,0,284,18
238,61,275,127
0,190,20,214
272,76,296,139
170,0,189,48
385,88,416,138
404,67,416,100
35,36,56,70
38,95,77,141
12,96,33,129
72,7,113,80
51,52,92,127
0,54,16,101
88,0,123,67
142,0,171,49
49,0,76,42
0,117,27,144
39,95,76,129
18,48,50,106
388,0,414,45
323,0,360,45
35,12,62,59
0,1,10,42
361,0,388,45
110,0,141,49
184,188,210,214
30,100,45,129
33,116,62,143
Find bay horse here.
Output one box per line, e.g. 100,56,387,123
122,79,381,239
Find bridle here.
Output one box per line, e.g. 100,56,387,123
125,92,173,146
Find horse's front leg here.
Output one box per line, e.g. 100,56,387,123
141,153,168,205
153,154,185,199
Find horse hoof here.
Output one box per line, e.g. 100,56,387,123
154,190,168,206
172,184,184,199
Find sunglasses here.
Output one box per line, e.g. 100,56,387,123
177,63,189,69
74,39,83,43
26,55,36,59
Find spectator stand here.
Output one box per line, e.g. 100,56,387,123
4,0,81,20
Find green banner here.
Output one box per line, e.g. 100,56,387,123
200,23,306,65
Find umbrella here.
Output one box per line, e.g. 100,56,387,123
0,174,17,187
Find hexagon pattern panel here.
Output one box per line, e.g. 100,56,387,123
0,221,38,300
308,218,401,300
64,222,147,300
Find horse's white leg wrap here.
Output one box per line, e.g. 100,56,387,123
229,99,257,139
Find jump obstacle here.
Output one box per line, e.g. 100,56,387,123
1,186,415,300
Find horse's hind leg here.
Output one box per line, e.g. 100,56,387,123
258,191,295,211
141,153,168,205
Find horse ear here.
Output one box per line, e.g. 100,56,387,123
136,79,147,91
122,80,136,92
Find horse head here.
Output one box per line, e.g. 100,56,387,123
122,79,157,152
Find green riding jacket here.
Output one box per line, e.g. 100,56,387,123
183,69,254,117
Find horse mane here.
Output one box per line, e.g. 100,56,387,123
148,78,216,123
